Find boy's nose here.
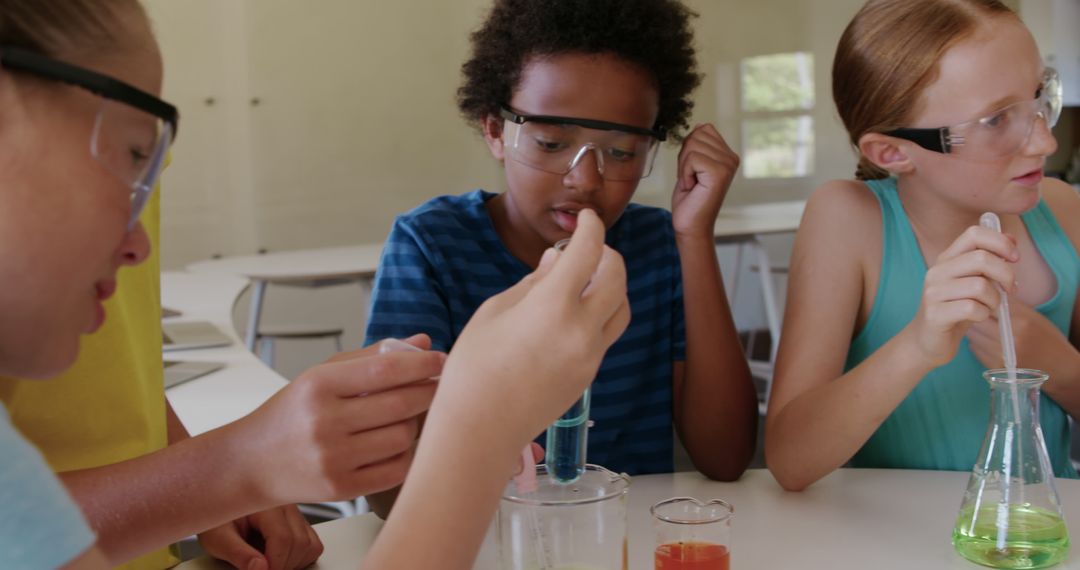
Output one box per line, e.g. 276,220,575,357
563,146,604,195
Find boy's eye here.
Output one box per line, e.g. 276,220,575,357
532,137,569,152
608,147,637,161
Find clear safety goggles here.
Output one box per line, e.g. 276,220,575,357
1,46,178,229
886,68,1061,162
500,106,665,181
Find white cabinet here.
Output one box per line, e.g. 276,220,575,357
1022,0,1080,106
143,0,505,269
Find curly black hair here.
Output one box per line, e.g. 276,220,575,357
457,0,701,140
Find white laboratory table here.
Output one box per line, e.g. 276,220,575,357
161,270,288,436
177,467,1079,570
713,199,806,241
182,200,807,358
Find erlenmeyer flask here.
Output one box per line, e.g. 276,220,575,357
953,369,1070,569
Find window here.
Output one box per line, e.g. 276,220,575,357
740,52,814,179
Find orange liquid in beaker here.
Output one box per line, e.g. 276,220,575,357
655,541,730,570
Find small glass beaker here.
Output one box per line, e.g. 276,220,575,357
952,369,1070,569
652,497,733,570
498,464,630,570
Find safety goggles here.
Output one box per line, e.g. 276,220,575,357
885,68,1061,162
1,46,178,229
500,106,665,181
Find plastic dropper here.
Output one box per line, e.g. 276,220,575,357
978,212,1025,548
978,213,1019,377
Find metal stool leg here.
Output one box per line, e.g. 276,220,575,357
244,280,269,352
749,237,782,414
729,242,744,305
258,336,275,367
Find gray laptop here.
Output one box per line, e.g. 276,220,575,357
162,321,233,352
163,360,225,389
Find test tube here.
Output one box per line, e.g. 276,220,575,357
545,388,591,484
543,238,592,485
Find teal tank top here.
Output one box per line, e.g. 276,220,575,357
846,178,1078,478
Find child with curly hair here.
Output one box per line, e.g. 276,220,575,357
365,0,758,512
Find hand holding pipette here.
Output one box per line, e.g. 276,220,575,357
966,297,1078,383
237,333,442,501
363,209,630,570
906,223,1019,367
962,216,1077,383
436,209,630,447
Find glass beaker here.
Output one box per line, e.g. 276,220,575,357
498,464,630,570
952,369,1070,569
652,497,733,570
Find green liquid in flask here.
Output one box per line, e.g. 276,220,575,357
953,504,1069,569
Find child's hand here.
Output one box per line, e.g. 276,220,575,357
967,298,1073,378
198,504,322,570
434,208,631,452
671,124,740,238
907,226,1018,367
235,335,446,505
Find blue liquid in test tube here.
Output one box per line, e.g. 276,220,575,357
545,387,591,484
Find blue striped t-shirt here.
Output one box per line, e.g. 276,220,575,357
365,190,686,475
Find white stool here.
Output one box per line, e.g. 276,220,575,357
255,324,344,367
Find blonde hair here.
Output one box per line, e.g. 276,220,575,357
832,0,1017,180
0,0,146,57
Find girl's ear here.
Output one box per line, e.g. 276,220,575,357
482,114,505,161
858,132,915,175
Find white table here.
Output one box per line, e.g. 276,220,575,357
187,244,385,351
161,271,288,435
182,201,806,357
713,199,806,240
177,467,1078,569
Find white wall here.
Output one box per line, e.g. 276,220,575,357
144,0,877,271
145,1,259,266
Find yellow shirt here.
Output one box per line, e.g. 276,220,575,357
0,191,179,569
